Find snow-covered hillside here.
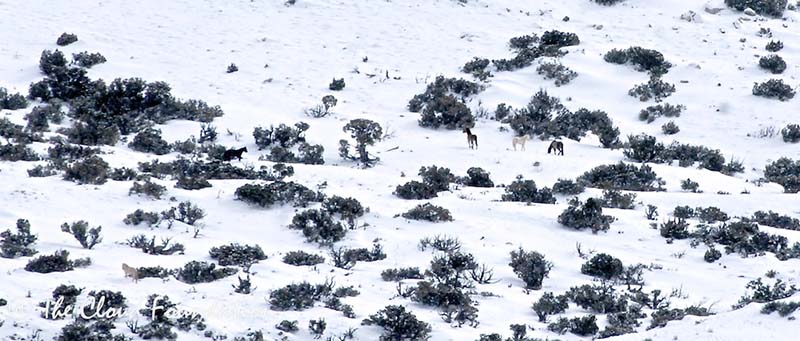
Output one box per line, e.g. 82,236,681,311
1,0,799,340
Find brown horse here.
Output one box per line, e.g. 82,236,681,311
463,128,478,149
547,140,564,155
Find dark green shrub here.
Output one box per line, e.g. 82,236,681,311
638,103,684,123
289,209,346,245
1,219,38,258
662,121,680,135
764,157,800,193
599,189,637,209
759,55,787,74
129,128,171,155
749,210,800,231
725,0,788,17
0,144,40,162
401,203,453,222
462,57,492,80
753,79,795,101
501,176,556,204
628,75,676,102
174,261,237,284
209,243,267,267
235,181,324,208
25,250,90,273
339,119,383,167
252,122,308,150
766,40,784,52
282,251,325,266
781,124,800,143
567,283,627,314
56,33,78,46
394,180,437,200
681,178,700,192
509,248,552,290
649,305,713,329
605,46,672,75
362,305,432,341
63,156,108,185
275,320,299,333
381,267,424,281
72,51,107,68
548,315,599,336
761,301,800,317
123,209,160,227
660,218,690,239
269,281,333,311
329,78,345,91
558,198,615,233
126,235,185,255
578,162,663,191
456,167,494,187
60,220,102,249
129,178,167,199
532,292,569,322
581,253,624,280
704,248,722,262
552,178,585,195
537,61,577,86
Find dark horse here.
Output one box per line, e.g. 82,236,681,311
462,128,478,149
222,147,247,161
547,140,564,155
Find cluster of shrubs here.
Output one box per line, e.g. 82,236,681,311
764,157,800,193
25,250,91,273
725,0,788,17
604,46,672,76
501,175,556,204
734,277,797,309
338,118,383,168
60,220,102,249
746,210,800,231
558,198,616,233
127,235,185,255
140,157,293,186
781,124,800,143
662,121,680,135
628,75,676,102
235,180,324,208
552,178,585,195
759,55,787,74
638,103,684,123
362,305,431,340
690,219,800,260
0,87,29,110
1,219,38,258
395,165,455,199
252,122,324,165
766,40,784,52
672,205,730,223
175,260,238,284
623,134,743,174
455,167,494,187
71,51,107,68
492,30,580,72
381,267,424,281
598,189,637,209
577,162,664,191
408,76,481,130
401,203,453,222
123,201,206,229
289,209,347,245
129,128,172,155
462,57,492,80
753,79,795,101
506,90,621,147
283,250,326,266
134,294,207,339
330,244,386,269
209,243,267,267
269,279,357,315
536,61,578,86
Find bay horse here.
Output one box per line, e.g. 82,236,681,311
222,147,247,161
547,140,564,155
462,128,478,149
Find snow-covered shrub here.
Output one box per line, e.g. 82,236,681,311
329,78,345,91
126,235,185,255
0,144,39,162
509,247,552,290
501,176,557,204
25,250,90,273
235,181,324,208
1,219,38,258
330,244,387,269
508,89,569,136
209,243,267,267
129,178,167,199
322,195,365,227
339,118,383,167
462,57,492,80
753,79,795,101
409,76,479,129
129,128,171,155
2,91,28,110
766,40,784,52
362,305,432,341
27,164,58,177
226,63,238,73
59,121,120,146
394,180,437,200
175,260,237,284
401,203,453,222
649,305,713,329
537,61,578,86
704,248,722,262
494,103,513,120
638,103,685,123
599,306,645,337
659,218,690,239
418,235,462,253
748,210,800,230
419,165,456,192
56,33,78,46
63,155,109,185
532,292,569,322
581,253,624,280
599,189,637,209
60,221,102,249
761,301,800,317
552,178,585,195
175,175,212,190
548,315,599,336
578,162,663,191
269,281,333,311
24,105,61,132
696,206,729,223
456,167,494,187
661,121,680,135
781,124,800,143
764,157,800,193
759,55,787,74
276,320,299,333
567,283,627,314
539,30,580,48
71,51,106,68
558,197,615,233
725,0,788,17
283,251,325,266
628,75,675,102
604,46,672,75
289,209,346,245
252,122,308,150
672,176,696,191
381,267,424,281
734,278,797,309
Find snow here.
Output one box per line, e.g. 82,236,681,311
1,0,800,340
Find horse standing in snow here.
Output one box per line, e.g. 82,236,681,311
463,128,478,149
547,140,564,155
512,135,531,151
222,147,247,161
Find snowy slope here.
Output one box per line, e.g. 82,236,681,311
1,0,800,340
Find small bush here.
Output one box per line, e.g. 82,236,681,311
638,103,685,123
381,267,424,281
759,55,787,74
1,219,38,258
749,210,800,231
269,281,333,311
209,243,267,267
581,253,624,280
126,235,185,255
129,178,167,199
289,209,346,245
129,128,171,155
567,283,627,314
456,167,494,187
628,75,676,102
394,180,437,200
766,40,784,52
537,62,577,86
226,63,239,73
329,78,345,91
704,248,722,262
753,79,795,101
781,124,800,143
662,121,680,135
418,235,462,253
578,162,663,191
401,203,453,222
681,178,700,192
235,181,324,208
25,250,90,273
276,320,299,333
593,0,625,4
660,218,690,239
331,244,387,269
532,292,569,322
339,118,383,167
63,156,109,185
462,57,492,80
558,198,615,233
56,33,78,46
734,277,797,309
604,46,672,75
764,157,800,193
123,209,160,227
282,251,325,266
599,189,637,209
761,301,800,317
552,178,585,195
322,195,365,227
252,122,308,150
409,76,480,130
509,247,552,290
60,221,102,249
725,0,788,17
649,305,713,329
501,176,556,204
174,260,237,284
696,206,729,223
72,51,106,68
362,305,432,341
548,315,599,336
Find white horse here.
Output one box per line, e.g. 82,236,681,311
512,135,531,151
